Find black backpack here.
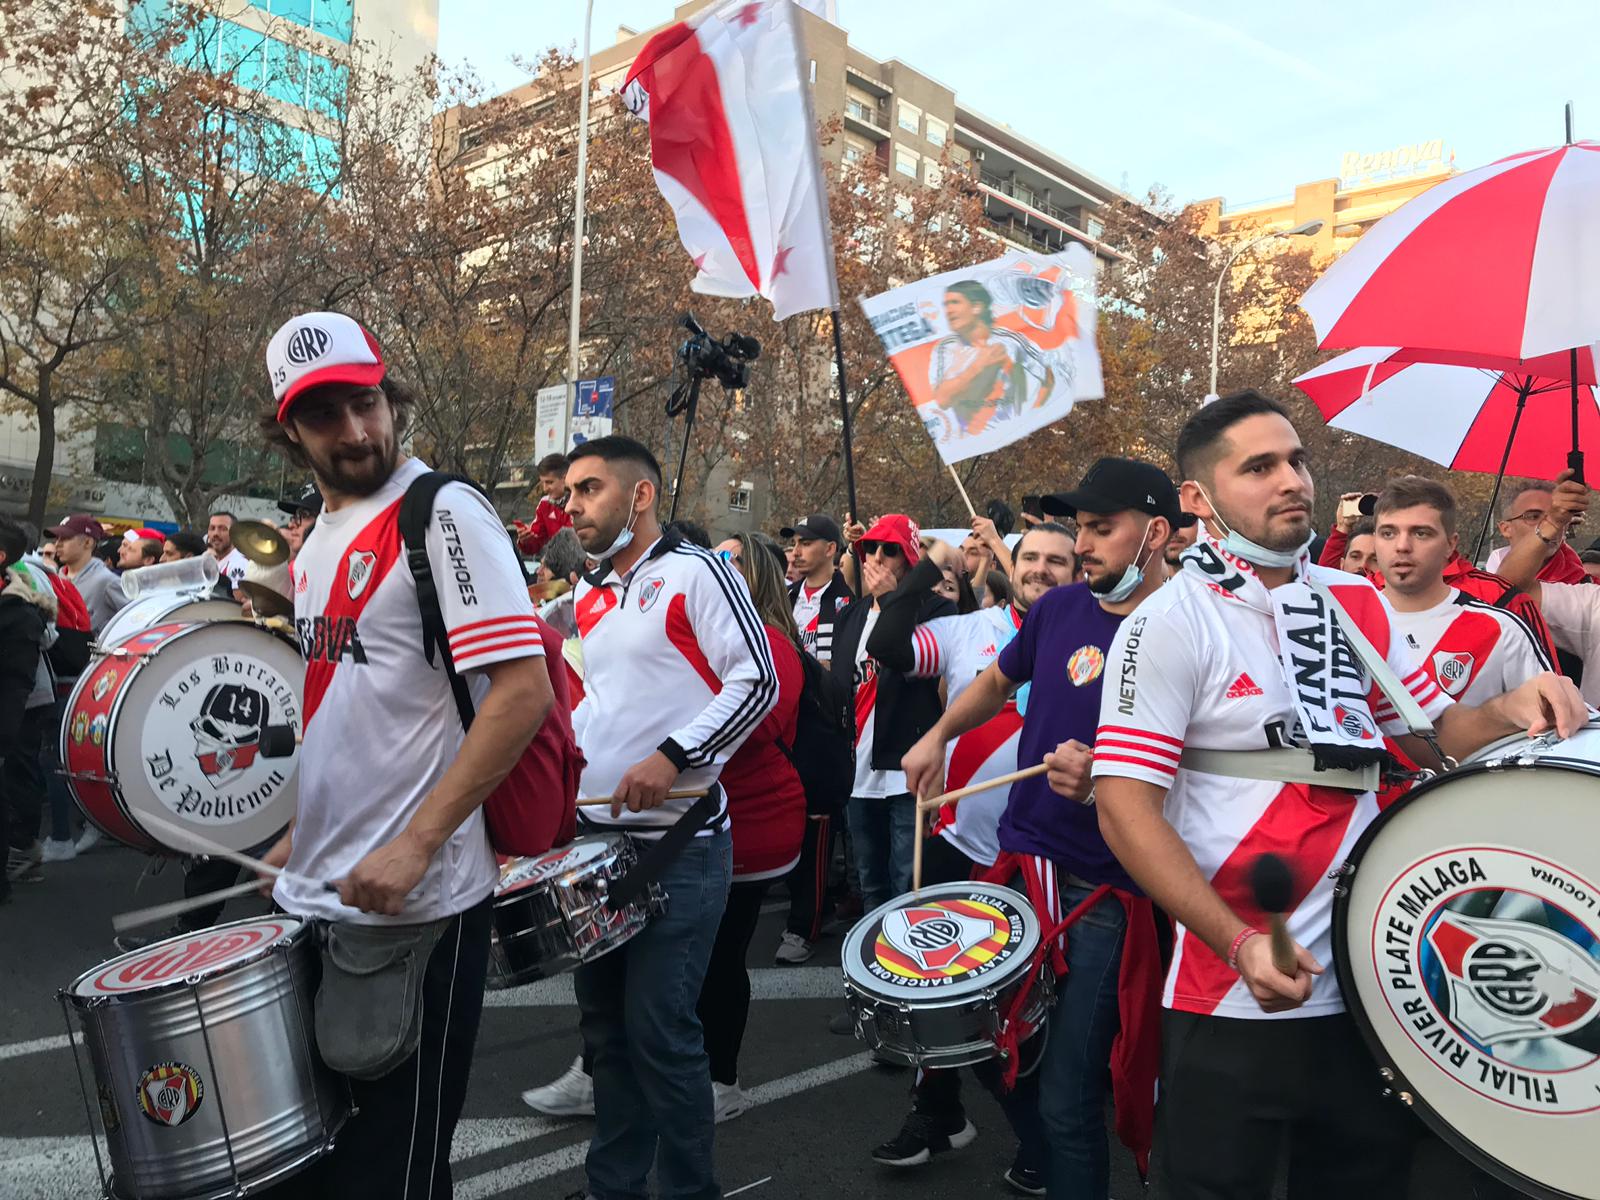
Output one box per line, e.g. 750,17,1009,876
779,649,853,816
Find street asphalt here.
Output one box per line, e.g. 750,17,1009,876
0,845,1516,1199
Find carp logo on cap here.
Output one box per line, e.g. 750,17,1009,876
283,324,331,366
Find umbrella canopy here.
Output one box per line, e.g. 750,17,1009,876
1301,141,1600,362
1294,345,1600,479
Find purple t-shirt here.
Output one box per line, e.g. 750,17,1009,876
996,582,1140,892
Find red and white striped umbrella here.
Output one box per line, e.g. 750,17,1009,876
1301,141,1600,361
1294,345,1600,479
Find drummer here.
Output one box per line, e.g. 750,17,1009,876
1089,391,1585,1199
257,311,555,1199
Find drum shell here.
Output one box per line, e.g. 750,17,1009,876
846,963,1055,1069
66,921,347,1199
98,593,241,652
490,835,657,983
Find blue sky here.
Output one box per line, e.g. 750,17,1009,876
436,1,1598,207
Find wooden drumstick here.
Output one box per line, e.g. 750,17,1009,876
137,811,335,894
112,880,268,935
1250,853,1298,976
914,762,1048,814
912,797,925,896
575,789,707,807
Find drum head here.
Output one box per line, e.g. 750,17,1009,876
498,836,623,896
1336,729,1600,1200
98,592,241,649
842,882,1039,1003
109,621,303,853
69,916,304,998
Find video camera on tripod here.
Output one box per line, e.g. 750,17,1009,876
666,315,760,521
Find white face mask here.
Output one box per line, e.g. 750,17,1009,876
1194,484,1310,569
1089,517,1157,603
591,481,644,562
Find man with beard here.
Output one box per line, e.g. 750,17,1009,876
207,510,248,594
861,520,1077,1187
563,435,776,1200
278,482,322,559
1090,391,1584,1200
256,312,555,1200
1164,511,1198,571
899,458,1172,1198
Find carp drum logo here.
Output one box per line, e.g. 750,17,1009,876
867,891,1023,988
1432,651,1476,697
1370,845,1600,1114
141,653,300,826
135,1062,204,1127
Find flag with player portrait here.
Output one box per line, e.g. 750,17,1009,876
860,244,1103,464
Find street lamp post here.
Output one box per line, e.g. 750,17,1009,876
1205,218,1324,403
565,0,597,442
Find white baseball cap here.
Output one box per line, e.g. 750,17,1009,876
265,311,386,422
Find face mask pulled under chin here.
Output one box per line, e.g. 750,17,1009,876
590,483,643,562
1194,485,1310,569
1089,518,1156,603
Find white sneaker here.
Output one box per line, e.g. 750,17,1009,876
521,1056,594,1117
774,931,813,965
74,827,103,854
713,1080,750,1123
40,838,78,863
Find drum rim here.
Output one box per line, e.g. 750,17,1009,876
498,835,634,895
61,646,161,853
67,914,308,1003
1332,755,1595,1200
841,881,1042,1004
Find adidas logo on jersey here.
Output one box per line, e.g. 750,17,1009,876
1225,672,1263,699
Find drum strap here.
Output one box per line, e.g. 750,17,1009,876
1305,575,1439,741
603,788,721,909
1177,747,1378,792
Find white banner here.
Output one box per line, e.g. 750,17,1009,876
534,384,569,461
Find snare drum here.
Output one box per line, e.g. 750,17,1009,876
62,621,303,854
490,834,664,984
842,882,1054,1069
1334,724,1600,1200
63,917,348,1199
97,591,242,651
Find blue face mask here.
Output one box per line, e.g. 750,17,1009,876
591,482,644,563
1089,518,1155,603
1195,485,1309,569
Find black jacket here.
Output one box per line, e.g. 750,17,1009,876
788,569,854,665
0,589,45,765
831,566,955,774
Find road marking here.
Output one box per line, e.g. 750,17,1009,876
485,965,842,1008
727,1175,774,1196
454,1053,874,1199
450,1114,580,1162
0,1033,77,1061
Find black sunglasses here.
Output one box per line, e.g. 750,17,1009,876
859,540,902,559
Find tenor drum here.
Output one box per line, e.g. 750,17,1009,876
490,834,664,983
97,592,241,651
62,621,303,854
842,882,1054,1069
62,917,348,1199
1333,723,1600,1200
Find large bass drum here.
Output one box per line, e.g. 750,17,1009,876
97,592,241,651
62,621,303,854
1333,724,1600,1200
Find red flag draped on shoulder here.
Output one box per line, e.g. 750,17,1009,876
621,0,838,321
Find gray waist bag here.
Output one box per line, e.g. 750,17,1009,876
315,917,448,1081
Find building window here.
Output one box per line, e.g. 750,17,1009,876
894,146,918,178
924,157,942,188
809,58,817,83
925,116,947,146
728,482,752,513
843,141,866,166
1086,216,1104,240
897,100,920,135
893,192,913,220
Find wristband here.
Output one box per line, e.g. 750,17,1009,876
1534,522,1560,545
1226,926,1262,972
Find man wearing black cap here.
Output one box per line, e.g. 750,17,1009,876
1164,510,1199,569
900,457,1173,1198
277,482,323,559
781,513,853,667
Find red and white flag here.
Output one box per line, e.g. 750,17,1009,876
622,0,838,321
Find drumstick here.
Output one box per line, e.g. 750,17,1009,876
914,762,1048,813
912,799,925,896
112,880,267,935
137,811,336,894
574,789,707,807
1250,853,1298,976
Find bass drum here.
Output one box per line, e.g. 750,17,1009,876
98,591,241,651
1333,724,1600,1200
62,621,303,855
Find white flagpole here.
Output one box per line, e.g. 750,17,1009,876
565,0,597,447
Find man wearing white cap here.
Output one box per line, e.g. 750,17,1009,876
257,312,555,1198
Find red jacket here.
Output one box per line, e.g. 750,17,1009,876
717,625,805,882
515,496,573,557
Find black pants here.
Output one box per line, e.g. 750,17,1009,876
784,813,836,941
1158,1010,1420,1200
7,704,50,849
273,900,493,1200
696,879,769,1085
181,857,243,931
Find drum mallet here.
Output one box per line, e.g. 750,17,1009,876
914,762,1049,814
1250,852,1298,975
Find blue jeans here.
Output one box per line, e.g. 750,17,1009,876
845,792,915,911
575,827,733,1200
1037,879,1128,1200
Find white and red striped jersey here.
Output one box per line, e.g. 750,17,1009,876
1091,565,1452,1019
906,604,1025,866
851,607,907,799
1391,588,1551,705
279,457,544,925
